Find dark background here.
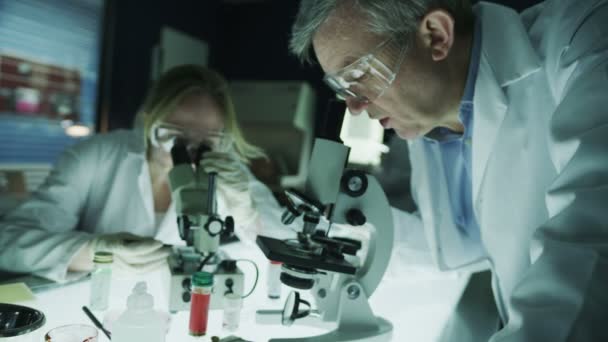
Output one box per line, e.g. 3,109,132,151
102,0,542,133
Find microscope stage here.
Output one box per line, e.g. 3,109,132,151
256,236,357,274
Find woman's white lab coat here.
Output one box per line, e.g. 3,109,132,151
394,1,608,340
0,129,289,282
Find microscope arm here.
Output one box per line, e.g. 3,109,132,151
330,172,394,298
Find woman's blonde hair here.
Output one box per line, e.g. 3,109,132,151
137,64,264,163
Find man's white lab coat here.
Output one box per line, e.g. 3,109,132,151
0,129,289,282
399,0,608,340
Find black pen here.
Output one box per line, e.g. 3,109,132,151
82,305,112,340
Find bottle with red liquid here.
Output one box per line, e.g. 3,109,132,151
189,271,214,336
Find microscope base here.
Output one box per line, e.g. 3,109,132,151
259,279,393,342
269,317,392,342
166,247,244,312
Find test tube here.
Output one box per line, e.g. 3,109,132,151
267,260,283,299
89,251,113,311
189,271,214,336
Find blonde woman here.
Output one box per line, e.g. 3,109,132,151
0,65,289,281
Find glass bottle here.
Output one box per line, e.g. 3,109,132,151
89,251,113,311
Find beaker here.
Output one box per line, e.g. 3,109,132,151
44,324,98,342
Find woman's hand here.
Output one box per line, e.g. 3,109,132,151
200,151,258,227
89,233,171,274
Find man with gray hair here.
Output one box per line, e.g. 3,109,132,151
290,0,608,340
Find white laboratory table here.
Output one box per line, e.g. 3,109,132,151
17,242,469,341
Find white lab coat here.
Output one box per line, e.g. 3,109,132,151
395,1,608,340
0,129,290,282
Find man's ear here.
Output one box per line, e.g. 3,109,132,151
418,9,455,61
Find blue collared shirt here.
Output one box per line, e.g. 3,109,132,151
422,20,482,245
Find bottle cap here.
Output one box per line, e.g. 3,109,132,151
223,293,243,309
93,251,113,264
192,271,214,287
127,282,153,310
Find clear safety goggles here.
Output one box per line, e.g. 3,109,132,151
323,38,407,104
150,122,231,152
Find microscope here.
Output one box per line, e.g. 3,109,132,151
166,138,244,312
256,101,394,341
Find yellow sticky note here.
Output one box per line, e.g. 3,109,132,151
0,282,36,303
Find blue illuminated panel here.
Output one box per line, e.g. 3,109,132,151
0,0,104,164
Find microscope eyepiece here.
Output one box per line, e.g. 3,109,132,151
193,143,212,165
281,205,300,225
170,138,191,165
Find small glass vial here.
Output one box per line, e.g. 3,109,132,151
189,271,214,336
267,260,282,299
222,293,242,332
89,251,113,311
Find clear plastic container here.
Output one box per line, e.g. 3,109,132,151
89,251,113,311
112,282,166,342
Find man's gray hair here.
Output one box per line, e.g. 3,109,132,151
290,0,473,64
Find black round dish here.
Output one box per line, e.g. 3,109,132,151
0,303,46,337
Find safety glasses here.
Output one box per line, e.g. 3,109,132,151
150,122,229,151
323,38,406,104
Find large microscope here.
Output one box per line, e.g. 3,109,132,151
166,137,244,312
256,101,395,341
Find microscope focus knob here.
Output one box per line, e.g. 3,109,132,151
341,170,368,197
346,209,366,226
280,272,314,290
205,216,224,236
182,278,192,303
178,215,193,245
182,277,192,290
225,216,235,234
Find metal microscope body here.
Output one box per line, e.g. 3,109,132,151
256,137,395,342
166,142,244,312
